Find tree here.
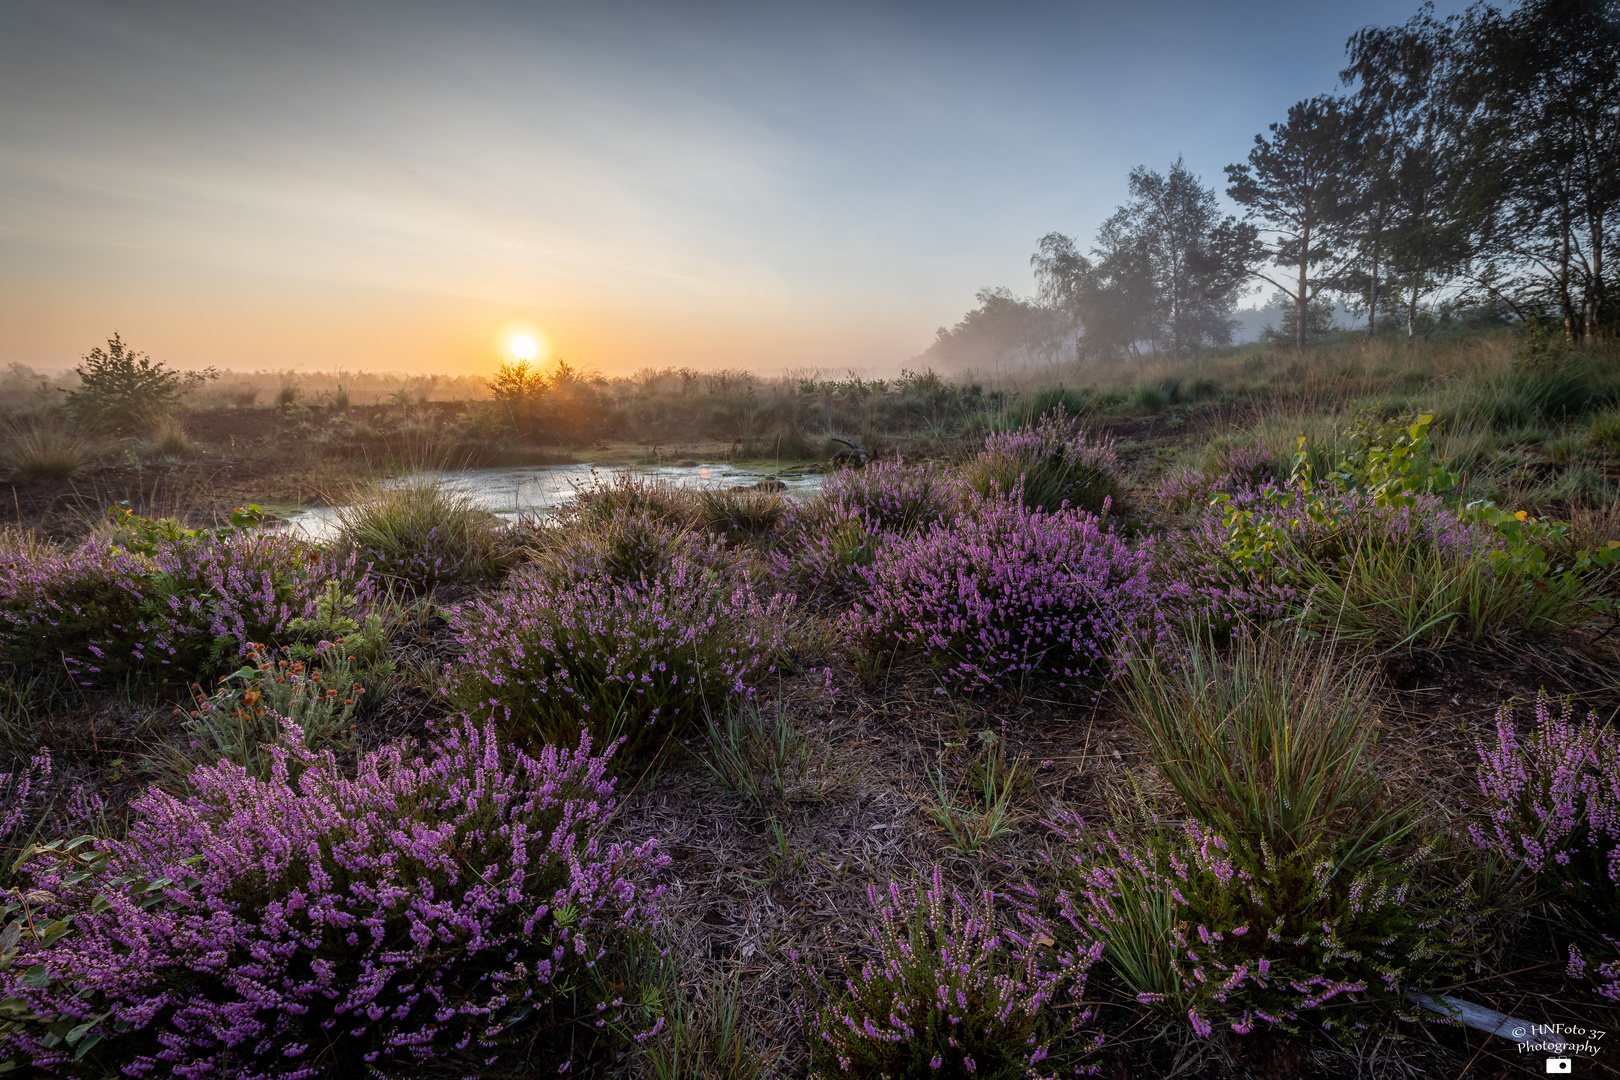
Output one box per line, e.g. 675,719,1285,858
65,334,217,432
1093,159,1260,355
489,360,549,439
1226,96,1366,351
922,286,1076,373
1342,8,1477,344
1456,0,1620,341
1029,232,1144,360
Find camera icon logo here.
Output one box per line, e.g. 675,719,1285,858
1547,1059,1572,1073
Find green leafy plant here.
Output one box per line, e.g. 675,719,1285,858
166,644,365,780
64,335,217,434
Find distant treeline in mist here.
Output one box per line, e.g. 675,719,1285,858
926,0,1619,371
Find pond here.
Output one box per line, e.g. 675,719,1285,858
281,462,826,540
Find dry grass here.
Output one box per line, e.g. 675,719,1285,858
0,422,112,481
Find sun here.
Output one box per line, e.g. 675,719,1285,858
509,334,539,361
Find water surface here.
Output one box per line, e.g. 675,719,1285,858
283,462,823,540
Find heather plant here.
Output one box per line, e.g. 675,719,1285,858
1,719,668,1077
0,527,375,688
1155,441,1278,513
769,458,961,610
964,406,1119,514
1468,694,1620,1000
845,496,1162,695
1123,634,1411,873
447,558,796,758
334,477,510,591
795,866,1101,1080
1056,819,1456,1039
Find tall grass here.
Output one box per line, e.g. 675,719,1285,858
1293,534,1587,649
1124,633,1408,869
0,423,110,480
334,477,509,590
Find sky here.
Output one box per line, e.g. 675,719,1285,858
0,0,1471,378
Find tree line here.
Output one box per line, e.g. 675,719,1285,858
925,0,1619,367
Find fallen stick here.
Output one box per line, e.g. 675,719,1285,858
1407,992,1533,1043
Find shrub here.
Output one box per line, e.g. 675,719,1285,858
0,527,375,688
1177,488,1581,648
1154,441,1278,513
769,458,960,610
447,558,795,758
795,867,1100,1080
1124,634,1410,872
964,406,1118,514
165,644,366,781
1,720,667,1077
64,335,216,433
1058,819,1455,1039
845,497,1162,695
1469,694,1620,1000
335,477,510,591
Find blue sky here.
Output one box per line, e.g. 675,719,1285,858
0,0,1472,375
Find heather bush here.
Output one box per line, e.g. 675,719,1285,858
1154,441,1278,513
964,406,1118,514
447,558,795,758
795,867,1101,1080
845,497,1162,695
1468,694,1620,1000
769,458,961,610
334,477,511,591
1057,819,1456,1039
0,528,375,688
1,719,667,1077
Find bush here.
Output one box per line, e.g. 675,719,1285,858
63,335,216,434
1058,819,1455,1038
1154,441,1279,513
769,458,961,610
447,557,795,758
165,644,366,781
795,867,1100,1080
1,720,667,1077
335,478,510,591
845,497,1162,695
0,525,376,688
1175,488,1582,648
964,406,1118,514
1469,694,1620,1000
